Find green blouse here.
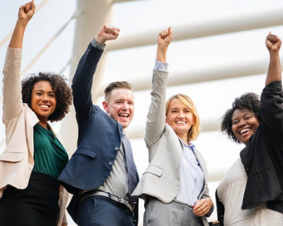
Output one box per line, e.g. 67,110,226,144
33,124,68,179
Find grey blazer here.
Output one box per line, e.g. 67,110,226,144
132,70,212,225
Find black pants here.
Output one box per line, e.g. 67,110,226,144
0,171,60,226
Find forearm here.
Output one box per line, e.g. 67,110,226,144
9,20,27,49
156,46,168,63
2,48,23,122
266,52,281,86
72,44,103,117
145,70,168,146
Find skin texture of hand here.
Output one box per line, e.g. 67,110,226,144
158,27,173,48
95,24,120,44
18,0,36,26
9,1,36,48
193,198,213,217
156,27,173,62
266,32,282,53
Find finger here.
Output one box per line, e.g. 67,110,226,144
23,2,32,13
168,27,173,37
114,27,120,32
103,25,111,33
112,29,120,36
160,29,168,38
267,33,280,44
105,26,117,35
193,199,210,215
31,1,36,11
19,5,25,12
193,205,208,216
168,27,173,41
159,32,164,39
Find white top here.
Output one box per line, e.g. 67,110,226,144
217,158,283,226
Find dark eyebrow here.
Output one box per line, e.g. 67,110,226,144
232,111,252,121
34,89,55,93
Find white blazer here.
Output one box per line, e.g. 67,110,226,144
0,48,68,226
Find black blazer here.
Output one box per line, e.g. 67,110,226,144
240,81,283,213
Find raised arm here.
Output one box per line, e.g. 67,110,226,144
145,28,173,147
156,27,173,63
265,32,282,86
72,24,120,121
9,1,35,48
261,33,283,141
2,1,35,123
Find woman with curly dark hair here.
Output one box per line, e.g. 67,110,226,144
0,2,72,226
21,72,72,122
216,32,283,226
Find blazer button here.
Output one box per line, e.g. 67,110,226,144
109,162,113,165
115,147,119,151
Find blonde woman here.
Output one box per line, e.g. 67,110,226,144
133,28,213,226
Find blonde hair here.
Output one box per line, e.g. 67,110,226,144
165,94,200,141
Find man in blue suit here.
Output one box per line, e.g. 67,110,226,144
58,24,139,226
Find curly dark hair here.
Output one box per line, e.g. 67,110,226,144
21,72,72,122
221,92,261,143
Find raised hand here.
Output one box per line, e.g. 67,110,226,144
18,1,36,25
157,27,173,48
95,24,120,44
156,27,173,62
266,32,282,53
265,32,282,86
9,1,36,48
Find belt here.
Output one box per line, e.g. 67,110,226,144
79,190,133,212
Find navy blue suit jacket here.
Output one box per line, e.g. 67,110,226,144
58,43,138,224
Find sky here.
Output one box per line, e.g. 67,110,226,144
1,0,283,225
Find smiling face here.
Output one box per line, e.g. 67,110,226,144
231,108,260,145
31,81,56,126
103,88,134,130
166,98,195,142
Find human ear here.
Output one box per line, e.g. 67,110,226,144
102,101,109,113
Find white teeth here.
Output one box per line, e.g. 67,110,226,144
176,121,185,124
40,105,49,108
240,128,250,134
120,114,129,118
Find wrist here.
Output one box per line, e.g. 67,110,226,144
157,45,168,51
95,35,106,45
269,51,280,58
16,19,28,29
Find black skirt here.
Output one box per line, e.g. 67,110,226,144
0,171,60,226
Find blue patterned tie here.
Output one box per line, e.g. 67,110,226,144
121,135,139,206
